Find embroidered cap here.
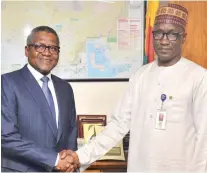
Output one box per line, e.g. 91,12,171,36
155,3,188,30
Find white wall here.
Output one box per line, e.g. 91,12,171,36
70,82,128,118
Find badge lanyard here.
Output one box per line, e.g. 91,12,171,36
160,94,166,109
155,94,167,130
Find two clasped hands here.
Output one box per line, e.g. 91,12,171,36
55,150,80,172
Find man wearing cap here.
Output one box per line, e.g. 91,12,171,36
64,3,207,172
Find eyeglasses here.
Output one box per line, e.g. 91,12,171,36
152,31,184,41
27,43,60,54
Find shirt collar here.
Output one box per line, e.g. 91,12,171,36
27,63,52,82
155,56,184,68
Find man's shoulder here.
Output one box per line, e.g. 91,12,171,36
1,68,23,80
1,68,25,92
182,57,206,74
51,74,73,89
129,61,155,82
134,61,154,76
181,58,206,84
51,74,66,83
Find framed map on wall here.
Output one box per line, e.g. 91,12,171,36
1,1,145,81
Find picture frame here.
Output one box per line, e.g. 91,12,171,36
77,114,125,161
77,115,106,138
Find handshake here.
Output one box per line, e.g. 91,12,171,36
55,150,80,172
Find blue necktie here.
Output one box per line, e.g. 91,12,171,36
41,76,56,126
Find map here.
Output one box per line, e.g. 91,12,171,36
1,1,144,79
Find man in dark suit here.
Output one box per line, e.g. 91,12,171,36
1,26,79,172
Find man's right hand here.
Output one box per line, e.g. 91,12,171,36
56,150,80,172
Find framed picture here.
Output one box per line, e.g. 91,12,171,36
77,114,125,161
77,115,106,138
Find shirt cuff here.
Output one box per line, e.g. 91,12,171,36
55,153,59,166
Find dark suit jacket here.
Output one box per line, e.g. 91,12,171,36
1,65,77,172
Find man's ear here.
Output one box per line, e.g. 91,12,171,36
25,46,29,57
182,33,187,44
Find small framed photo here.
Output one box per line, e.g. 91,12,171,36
77,115,106,138
77,114,125,161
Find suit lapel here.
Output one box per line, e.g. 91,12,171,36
51,75,64,143
20,66,58,138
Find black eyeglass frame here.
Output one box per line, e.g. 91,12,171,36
152,31,184,41
27,43,60,54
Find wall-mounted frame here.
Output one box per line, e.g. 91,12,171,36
1,1,145,81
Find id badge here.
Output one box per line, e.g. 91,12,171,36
155,109,167,130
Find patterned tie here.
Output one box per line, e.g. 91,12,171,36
41,76,56,125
